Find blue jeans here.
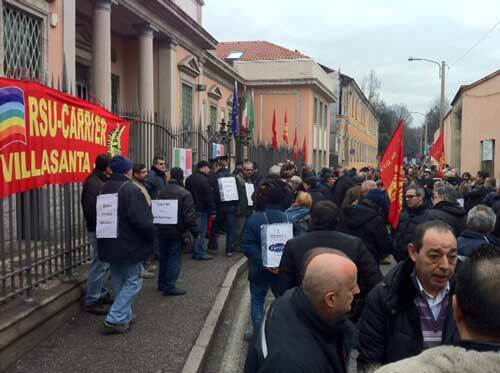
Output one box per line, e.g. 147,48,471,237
158,240,182,291
106,262,143,324
193,212,208,258
85,232,110,306
249,279,278,333
220,205,237,253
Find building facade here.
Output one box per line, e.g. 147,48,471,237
445,69,500,177
335,73,379,169
215,41,336,169
1,0,244,164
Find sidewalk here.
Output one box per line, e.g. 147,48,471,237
5,252,244,373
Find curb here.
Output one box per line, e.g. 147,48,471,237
181,256,248,373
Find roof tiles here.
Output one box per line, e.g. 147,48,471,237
214,41,309,62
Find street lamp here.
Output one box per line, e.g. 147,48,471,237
408,57,446,137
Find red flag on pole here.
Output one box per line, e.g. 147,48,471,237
283,110,289,146
380,120,404,229
302,136,308,164
430,132,445,176
272,109,279,150
293,128,299,160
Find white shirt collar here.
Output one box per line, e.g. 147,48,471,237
415,274,450,300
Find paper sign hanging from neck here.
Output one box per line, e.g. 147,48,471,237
245,183,254,206
96,193,119,238
218,176,239,201
152,199,178,224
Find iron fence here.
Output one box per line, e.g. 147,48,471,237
248,143,304,175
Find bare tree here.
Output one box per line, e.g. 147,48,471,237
361,69,381,104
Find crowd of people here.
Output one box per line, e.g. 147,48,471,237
80,153,500,372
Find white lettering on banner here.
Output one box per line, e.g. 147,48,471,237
218,177,239,202
152,200,178,224
260,223,293,268
96,193,118,238
245,183,255,206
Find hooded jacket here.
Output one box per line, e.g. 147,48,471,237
285,205,311,236
427,201,466,237
375,342,500,373
357,258,460,370
457,229,499,258
245,287,348,373
339,199,393,263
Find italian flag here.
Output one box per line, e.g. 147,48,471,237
173,147,192,177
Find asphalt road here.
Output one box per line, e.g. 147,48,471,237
6,252,242,373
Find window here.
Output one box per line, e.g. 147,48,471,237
319,102,323,128
76,63,90,100
210,105,218,136
314,98,318,125
182,83,194,146
111,74,120,113
3,4,43,80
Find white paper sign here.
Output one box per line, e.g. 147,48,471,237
152,200,178,224
457,198,464,208
245,183,255,206
218,177,239,201
261,223,294,268
96,193,119,239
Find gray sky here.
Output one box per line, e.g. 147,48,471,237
203,0,500,127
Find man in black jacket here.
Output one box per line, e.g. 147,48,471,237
214,157,239,256
98,156,155,334
393,186,429,261
428,181,466,236
145,156,168,199
339,185,393,264
277,200,382,319
245,248,359,373
185,160,214,260
303,177,325,207
332,168,354,207
357,220,460,371
156,167,200,296
81,153,112,315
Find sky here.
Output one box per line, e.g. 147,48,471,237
203,0,500,127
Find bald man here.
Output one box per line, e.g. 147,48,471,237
245,248,359,373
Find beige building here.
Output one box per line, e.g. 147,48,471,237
1,0,243,163
215,41,336,169
444,69,500,176
335,73,379,169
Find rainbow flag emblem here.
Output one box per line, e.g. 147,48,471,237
0,86,26,150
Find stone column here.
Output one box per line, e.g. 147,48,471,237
158,39,178,126
137,24,155,116
92,0,112,109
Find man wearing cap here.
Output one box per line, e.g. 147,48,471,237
98,155,155,334
185,160,214,260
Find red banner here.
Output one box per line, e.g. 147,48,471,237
272,109,279,150
0,77,130,198
293,128,299,161
380,120,404,228
430,132,445,176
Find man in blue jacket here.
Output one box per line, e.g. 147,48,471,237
242,177,291,335
98,156,155,334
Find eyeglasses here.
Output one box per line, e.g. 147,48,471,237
157,162,166,166
406,195,417,199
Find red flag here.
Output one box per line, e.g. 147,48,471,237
430,132,445,176
302,136,308,164
272,109,279,150
380,120,404,229
283,110,289,146
293,128,299,161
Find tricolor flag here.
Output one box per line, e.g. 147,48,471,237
0,86,27,150
283,110,289,146
173,147,192,177
212,143,225,157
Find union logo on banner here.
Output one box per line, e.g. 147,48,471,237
0,86,27,150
